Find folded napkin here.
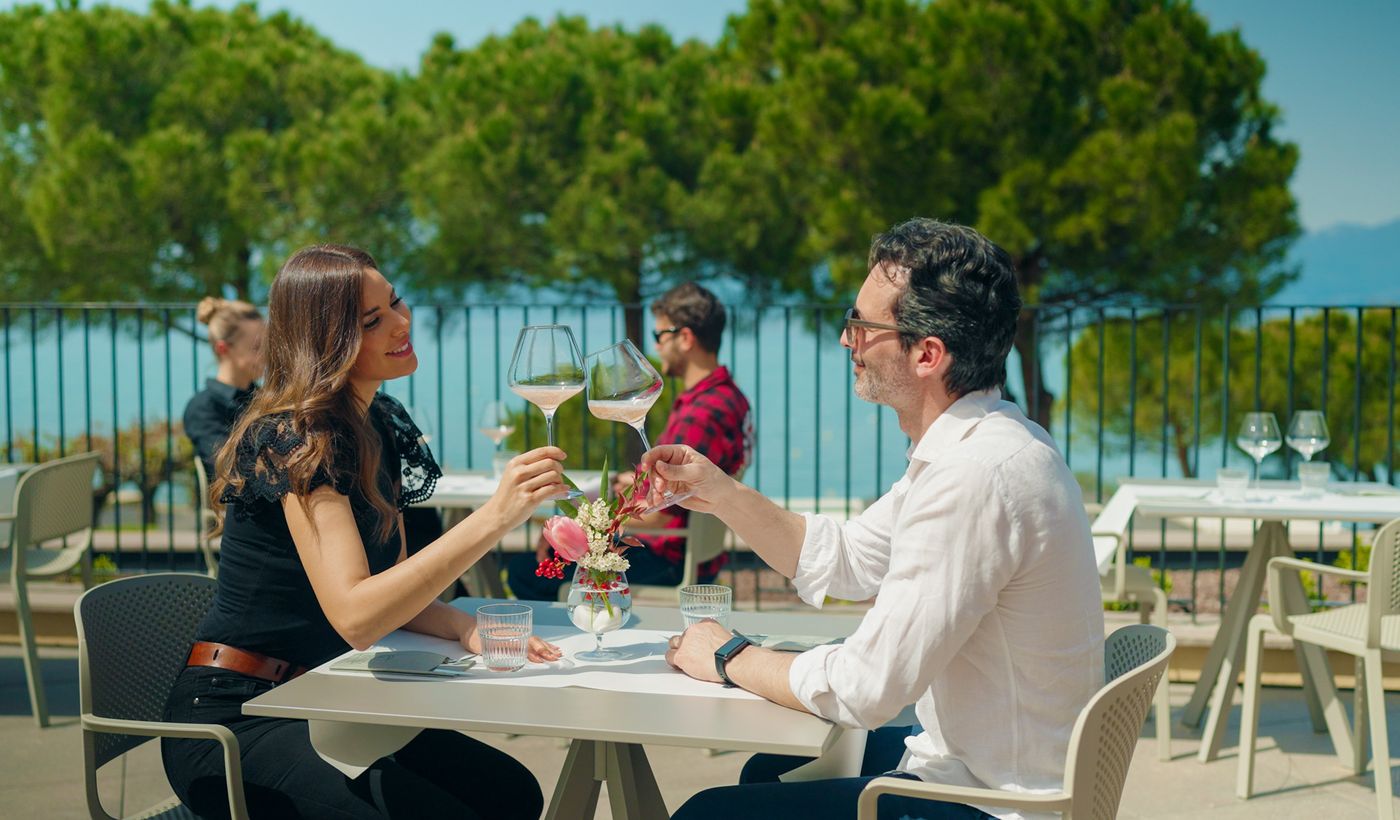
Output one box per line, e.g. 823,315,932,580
329,650,476,677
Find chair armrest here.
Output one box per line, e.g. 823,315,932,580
857,777,1072,819
83,714,249,820
1266,557,1368,635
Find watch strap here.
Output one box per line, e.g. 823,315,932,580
714,633,753,688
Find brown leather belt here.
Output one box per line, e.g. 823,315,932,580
187,641,307,684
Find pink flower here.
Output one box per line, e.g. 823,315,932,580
543,516,589,562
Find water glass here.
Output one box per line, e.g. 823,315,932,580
679,584,732,629
492,449,518,479
1298,461,1330,498
477,603,532,672
1217,468,1249,502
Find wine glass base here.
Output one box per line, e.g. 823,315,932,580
554,488,586,502
575,646,625,662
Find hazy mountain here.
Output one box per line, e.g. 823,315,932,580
1271,218,1400,306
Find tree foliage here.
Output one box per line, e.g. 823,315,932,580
0,0,403,301
1,0,1298,396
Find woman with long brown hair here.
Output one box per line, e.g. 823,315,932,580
162,244,564,819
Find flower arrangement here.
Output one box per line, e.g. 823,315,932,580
536,461,649,587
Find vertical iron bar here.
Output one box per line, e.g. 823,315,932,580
783,308,791,512
1063,306,1072,467
111,308,121,561
56,310,66,456
1389,308,1397,485
1253,307,1263,412
137,308,148,568
435,306,445,466
1096,308,1105,502
1159,309,1170,592
1319,309,1330,572
84,310,93,453
1128,308,1138,476
1191,307,1203,622
164,309,175,570
813,308,821,515
1220,306,1231,611
2,308,10,461
191,306,202,571
30,310,39,459
1353,307,1365,602
1286,308,1296,478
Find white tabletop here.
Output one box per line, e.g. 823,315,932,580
244,598,862,757
1119,478,1400,524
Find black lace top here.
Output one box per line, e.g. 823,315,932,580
194,393,441,668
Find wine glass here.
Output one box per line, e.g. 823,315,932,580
478,400,515,451
585,340,664,451
1286,410,1330,461
404,405,435,446
508,325,585,499
1236,412,1282,486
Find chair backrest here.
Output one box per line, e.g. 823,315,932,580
75,573,216,768
1366,517,1400,647
193,458,220,577
678,512,729,588
9,451,100,550
1063,624,1175,820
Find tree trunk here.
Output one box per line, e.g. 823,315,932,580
1173,422,1196,478
1012,254,1054,432
1013,311,1054,432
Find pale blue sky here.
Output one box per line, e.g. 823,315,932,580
14,0,1400,232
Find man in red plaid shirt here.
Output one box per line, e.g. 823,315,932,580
507,282,751,600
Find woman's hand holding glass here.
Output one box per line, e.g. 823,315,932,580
462,617,562,664
481,446,568,530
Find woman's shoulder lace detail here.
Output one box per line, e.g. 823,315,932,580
373,394,442,509
218,414,339,517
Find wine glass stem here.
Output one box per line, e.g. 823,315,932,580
1253,456,1263,486
634,425,651,453
594,633,603,653
544,410,556,447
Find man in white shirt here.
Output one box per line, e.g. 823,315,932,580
643,218,1104,820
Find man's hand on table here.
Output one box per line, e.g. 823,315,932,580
664,619,732,683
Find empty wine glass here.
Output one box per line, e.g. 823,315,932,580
478,400,515,452
1236,412,1282,486
404,405,435,446
1286,411,1330,461
508,325,585,499
585,340,664,450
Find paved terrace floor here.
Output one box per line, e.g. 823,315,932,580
3,640,1396,819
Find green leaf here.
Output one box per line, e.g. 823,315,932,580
555,498,579,517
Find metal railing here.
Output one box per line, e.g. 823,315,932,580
3,301,1397,613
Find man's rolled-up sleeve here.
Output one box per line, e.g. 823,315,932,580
788,459,1017,729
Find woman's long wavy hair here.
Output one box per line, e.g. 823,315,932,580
210,244,398,542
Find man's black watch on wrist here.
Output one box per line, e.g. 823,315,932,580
714,632,754,688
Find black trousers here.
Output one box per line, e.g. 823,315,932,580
672,726,995,820
162,666,544,819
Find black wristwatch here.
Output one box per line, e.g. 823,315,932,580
714,632,754,688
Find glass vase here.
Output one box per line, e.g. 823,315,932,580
566,565,631,661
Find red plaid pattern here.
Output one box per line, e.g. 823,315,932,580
642,366,751,574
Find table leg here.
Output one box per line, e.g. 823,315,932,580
469,550,509,599
545,740,604,820
545,740,668,820
605,742,669,820
1183,521,1279,731
1195,522,1291,762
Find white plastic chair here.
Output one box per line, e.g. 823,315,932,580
0,451,101,727
76,572,249,820
1237,517,1400,820
1093,531,1172,759
192,459,220,578
858,624,1175,820
625,511,731,600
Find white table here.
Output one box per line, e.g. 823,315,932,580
1098,478,1400,763
413,472,604,597
245,599,862,820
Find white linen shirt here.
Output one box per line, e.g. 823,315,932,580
787,389,1104,820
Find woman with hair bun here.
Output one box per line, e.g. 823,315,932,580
185,297,265,475
162,245,565,818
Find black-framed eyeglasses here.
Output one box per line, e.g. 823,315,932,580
841,308,908,343
651,326,683,344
